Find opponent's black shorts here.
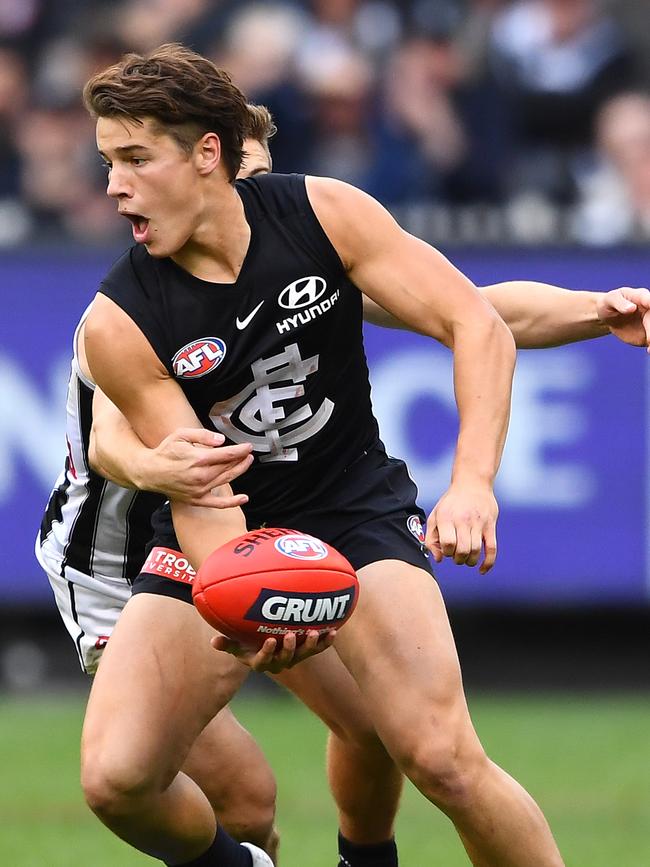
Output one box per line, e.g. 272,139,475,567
133,443,434,604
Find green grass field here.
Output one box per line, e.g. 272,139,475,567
1,690,649,866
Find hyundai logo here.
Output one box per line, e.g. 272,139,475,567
278,276,328,309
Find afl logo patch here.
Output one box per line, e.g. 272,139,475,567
278,276,327,309
274,534,328,560
407,514,426,544
172,338,226,379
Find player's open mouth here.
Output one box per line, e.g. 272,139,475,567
122,213,150,243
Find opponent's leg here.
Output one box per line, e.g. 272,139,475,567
182,708,279,863
81,591,268,864
327,731,402,844
333,560,564,867
275,652,402,866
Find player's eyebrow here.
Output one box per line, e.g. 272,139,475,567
98,144,152,158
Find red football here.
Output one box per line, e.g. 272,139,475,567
192,528,359,648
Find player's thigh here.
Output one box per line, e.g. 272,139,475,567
333,560,476,757
82,592,249,786
273,648,377,743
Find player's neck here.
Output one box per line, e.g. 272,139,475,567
171,184,251,284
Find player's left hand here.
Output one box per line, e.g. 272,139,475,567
211,629,337,673
425,480,498,574
597,287,650,351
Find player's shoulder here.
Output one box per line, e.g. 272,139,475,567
100,244,156,292
238,171,303,192
236,172,311,218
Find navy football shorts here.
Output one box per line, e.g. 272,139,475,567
132,443,435,604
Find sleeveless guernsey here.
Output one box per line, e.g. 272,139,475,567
99,173,381,518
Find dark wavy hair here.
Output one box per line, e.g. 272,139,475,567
245,103,277,144
83,43,250,182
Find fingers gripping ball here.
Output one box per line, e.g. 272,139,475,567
193,528,359,647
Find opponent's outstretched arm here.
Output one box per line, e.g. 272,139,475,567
307,176,516,573
90,385,253,508
364,283,650,350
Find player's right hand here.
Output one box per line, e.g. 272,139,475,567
211,629,337,673
143,428,253,507
597,287,650,351
426,478,499,574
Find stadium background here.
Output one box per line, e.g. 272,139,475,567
1,1,650,864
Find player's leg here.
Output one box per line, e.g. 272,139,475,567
80,590,263,864
182,707,279,862
275,653,402,867
327,731,402,848
275,652,403,845
333,560,564,867
41,543,275,864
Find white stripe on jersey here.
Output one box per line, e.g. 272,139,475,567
39,308,159,584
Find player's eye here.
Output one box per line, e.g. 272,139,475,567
130,157,146,166
100,160,112,173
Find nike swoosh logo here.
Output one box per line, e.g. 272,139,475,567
236,300,264,330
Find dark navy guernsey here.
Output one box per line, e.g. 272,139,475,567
99,173,382,517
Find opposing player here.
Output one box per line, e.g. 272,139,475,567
79,44,570,867
36,106,292,867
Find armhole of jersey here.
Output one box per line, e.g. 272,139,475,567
98,247,175,377
72,303,96,391
290,174,347,279
96,289,174,377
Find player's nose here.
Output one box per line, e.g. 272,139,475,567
106,165,131,199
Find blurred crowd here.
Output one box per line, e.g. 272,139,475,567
1,0,649,246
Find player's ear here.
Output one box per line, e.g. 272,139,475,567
195,132,221,176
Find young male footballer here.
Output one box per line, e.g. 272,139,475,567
75,40,650,867
78,36,650,867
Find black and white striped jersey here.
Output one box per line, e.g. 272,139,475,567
38,309,164,583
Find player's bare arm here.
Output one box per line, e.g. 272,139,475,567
85,296,215,445
364,284,650,350
84,294,249,536
481,283,650,349
90,387,253,508
306,176,516,572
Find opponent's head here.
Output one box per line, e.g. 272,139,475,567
84,43,250,255
239,104,276,178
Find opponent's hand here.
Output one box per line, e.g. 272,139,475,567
426,480,499,574
142,428,253,507
211,629,337,673
597,287,650,351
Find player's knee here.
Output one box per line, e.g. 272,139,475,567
81,748,160,819
397,732,488,811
